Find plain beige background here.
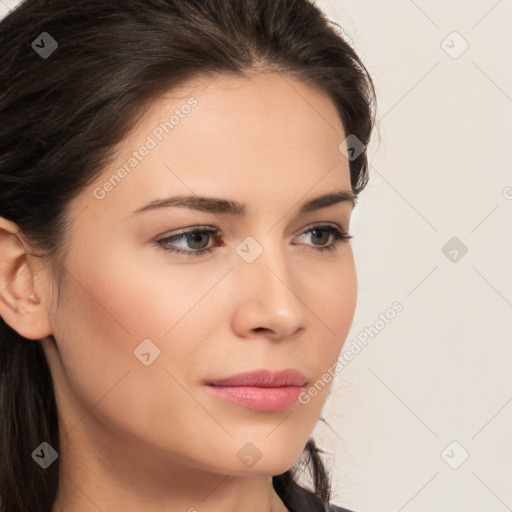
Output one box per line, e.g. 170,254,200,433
1,1,511,511
310,1,512,511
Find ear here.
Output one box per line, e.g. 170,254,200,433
0,216,53,340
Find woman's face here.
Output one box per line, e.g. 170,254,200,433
39,72,357,482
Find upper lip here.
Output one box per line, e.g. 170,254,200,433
206,369,307,388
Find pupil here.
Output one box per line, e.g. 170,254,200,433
312,229,328,245
189,232,207,249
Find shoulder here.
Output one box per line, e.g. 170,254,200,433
327,505,355,512
275,481,356,512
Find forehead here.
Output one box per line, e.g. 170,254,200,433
123,71,347,164
79,72,352,220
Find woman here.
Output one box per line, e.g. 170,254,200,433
0,0,377,510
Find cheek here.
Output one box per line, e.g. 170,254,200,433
53,239,220,377
49,251,208,447
294,255,357,405
63,241,188,338
333,264,357,343
305,253,358,350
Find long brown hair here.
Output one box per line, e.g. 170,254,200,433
0,1,377,510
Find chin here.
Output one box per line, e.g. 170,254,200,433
237,443,307,477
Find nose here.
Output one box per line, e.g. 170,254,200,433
230,238,308,341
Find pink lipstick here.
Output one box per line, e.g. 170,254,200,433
204,369,307,412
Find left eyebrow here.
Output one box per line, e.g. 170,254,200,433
130,189,357,217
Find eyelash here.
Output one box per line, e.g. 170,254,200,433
156,224,353,258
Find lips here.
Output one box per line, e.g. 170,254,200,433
206,368,307,388
204,369,308,412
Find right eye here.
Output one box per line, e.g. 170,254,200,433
156,226,221,257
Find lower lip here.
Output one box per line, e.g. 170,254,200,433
204,385,305,412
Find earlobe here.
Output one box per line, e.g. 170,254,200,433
0,216,53,340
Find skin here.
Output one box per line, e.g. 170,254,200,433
0,71,357,512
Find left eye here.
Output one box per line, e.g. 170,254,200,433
156,225,352,257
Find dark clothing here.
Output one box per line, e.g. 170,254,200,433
276,483,354,512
